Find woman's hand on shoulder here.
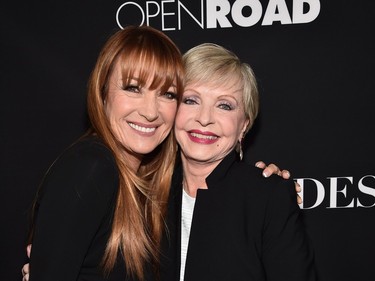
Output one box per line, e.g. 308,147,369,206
21,244,31,281
255,161,302,204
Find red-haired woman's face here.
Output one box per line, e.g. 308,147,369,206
105,60,178,164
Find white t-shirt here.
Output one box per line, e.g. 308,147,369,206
180,189,196,281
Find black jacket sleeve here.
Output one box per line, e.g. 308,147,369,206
29,140,119,281
262,177,316,281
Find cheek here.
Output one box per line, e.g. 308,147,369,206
104,94,121,119
161,103,178,126
106,95,136,121
174,110,186,142
223,117,244,139
175,106,189,127
234,118,248,139
174,108,186,133
104,101,113,121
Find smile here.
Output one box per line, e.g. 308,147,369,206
128,122,157,133
190,132,218,140
188,130,219,144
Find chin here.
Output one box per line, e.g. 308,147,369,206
136,141,166,153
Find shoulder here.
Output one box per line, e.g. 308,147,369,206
41,135,119,198
63,135,114,162
228,161,296,198
227,161,279,185
228,162,300,225
54,136,116,173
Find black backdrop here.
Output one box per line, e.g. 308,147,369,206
1,1,374,280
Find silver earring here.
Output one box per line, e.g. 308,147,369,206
236,139,243,160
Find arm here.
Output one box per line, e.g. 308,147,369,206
262,178,316,281
28,142,118,281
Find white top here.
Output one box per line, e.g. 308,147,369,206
180,188,196,281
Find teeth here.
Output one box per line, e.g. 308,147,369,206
129,123,156,133
190,132,217,140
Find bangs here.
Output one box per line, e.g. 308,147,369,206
183,43,245,93
116,38,183,94
186,60,243,93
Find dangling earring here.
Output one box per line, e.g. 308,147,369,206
239,140,243,160
236,138,243,160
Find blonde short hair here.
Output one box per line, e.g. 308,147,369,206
183,43,259,133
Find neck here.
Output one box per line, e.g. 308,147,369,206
123,149,143,172
180,154,221,198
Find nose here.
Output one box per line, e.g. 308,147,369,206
196,104,214,127
139,94,159,122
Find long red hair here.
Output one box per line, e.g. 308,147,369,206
86,25,184,280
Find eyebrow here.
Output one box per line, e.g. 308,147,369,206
218,94,240,104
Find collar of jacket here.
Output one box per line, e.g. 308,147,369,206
171,149,239,193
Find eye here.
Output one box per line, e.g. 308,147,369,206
218,102,233,111
122,85,140,93
182,96,198,105
162,91,178,100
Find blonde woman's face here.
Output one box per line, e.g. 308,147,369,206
175,81,249,165
105,61,178,158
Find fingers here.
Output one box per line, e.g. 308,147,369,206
294,181,302,204
22,244,32,281
27,244,32,258
280,169,291,179
297,194,303,205
22,273,30,281
256,161,292,179
255,162,282,178
260,163,281,178
255,161,273,178
256,161,303,204
255,161,266,169
22,264,30,281
294,181,301,193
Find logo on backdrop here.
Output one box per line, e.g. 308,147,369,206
116,0,321,31
296,175,375,209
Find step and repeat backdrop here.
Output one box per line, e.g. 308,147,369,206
1,1,374,280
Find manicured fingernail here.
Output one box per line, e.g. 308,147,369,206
255,162,261,168
263,172,269,178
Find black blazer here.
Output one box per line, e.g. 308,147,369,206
29,136,153,281
161,151,316,281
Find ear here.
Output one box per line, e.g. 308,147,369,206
239,118,250,142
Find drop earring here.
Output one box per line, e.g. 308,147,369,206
236,138,244,160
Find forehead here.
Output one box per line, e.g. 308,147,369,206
110,57,176,89
186,81,243,99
